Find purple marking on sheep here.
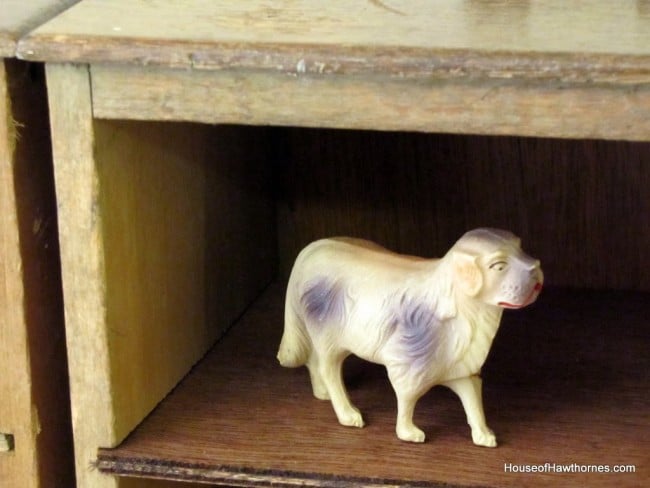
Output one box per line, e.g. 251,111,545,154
301,278,345,325
394,297,442,369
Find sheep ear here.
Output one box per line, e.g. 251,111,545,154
452,251,483,297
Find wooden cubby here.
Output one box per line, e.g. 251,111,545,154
98,128,650,488
15,1,650,487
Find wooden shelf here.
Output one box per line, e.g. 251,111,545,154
16,0,650,140
15,0,650,81
97,283,649,487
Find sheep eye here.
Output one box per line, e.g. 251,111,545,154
489,260,507,271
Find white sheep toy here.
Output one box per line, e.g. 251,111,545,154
278,228,543,446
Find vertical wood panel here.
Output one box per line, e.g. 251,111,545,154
95,119,212,445
93,120,276,487
94,120,276,449
1,59,74,487
46,62,117,488
0,57,39,488
49,75,276,487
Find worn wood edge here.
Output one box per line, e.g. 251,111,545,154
90,65,650,142
45,63,119,488
0,35,16,58
16,35,650,84
95,454,469,488
0,1,79,57
0,58,40,485
1,58,75,487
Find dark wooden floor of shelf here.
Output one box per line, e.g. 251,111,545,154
97,283,649,487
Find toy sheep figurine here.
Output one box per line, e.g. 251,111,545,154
277,228,543,446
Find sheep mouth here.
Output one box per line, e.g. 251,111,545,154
498,282,543,309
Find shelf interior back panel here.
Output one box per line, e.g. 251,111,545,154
97,283,649,487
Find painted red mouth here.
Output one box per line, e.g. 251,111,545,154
499,282,543,309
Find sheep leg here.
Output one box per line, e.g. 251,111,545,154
443,375,497,447
318,352,364,428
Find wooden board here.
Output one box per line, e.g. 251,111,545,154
0,59,75,487
90,63,650,142
46,62,113,488
0,0,78,56
0,55,36,488
95,120,276,441
16,0,650,83
97,283,650,487
46,63,276,487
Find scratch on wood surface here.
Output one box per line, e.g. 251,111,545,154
368,0,406,16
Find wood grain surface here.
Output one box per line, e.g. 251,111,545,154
0,56,37,488
94,119,276,447
0,59,74,487
0,0,78,56
16,1,650,141
90,65,650,142
97,283,649,487
16,1,650,84
275,128,650,291
27,5,650,488
47,60,276,487
46,62,115,488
